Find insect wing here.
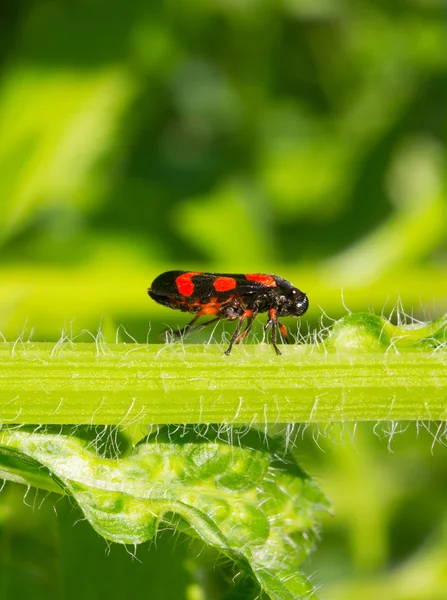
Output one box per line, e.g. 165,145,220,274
149,271,277,300
205,273,279,298
149,271,200,297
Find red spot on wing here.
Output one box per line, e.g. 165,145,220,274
214,276,237,292
246,274,277,287
176,272,200,296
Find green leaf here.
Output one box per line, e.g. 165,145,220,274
0,67,135,246
0,426,329,600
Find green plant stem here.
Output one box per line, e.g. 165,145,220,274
0,340,446,424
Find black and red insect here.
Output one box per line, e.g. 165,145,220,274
148,271,309,355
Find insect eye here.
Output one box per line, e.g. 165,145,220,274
295,293,309,316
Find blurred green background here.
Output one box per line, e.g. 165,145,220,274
0,0,447,598
0,0,446,341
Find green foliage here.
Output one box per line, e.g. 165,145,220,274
1,0,447,598
0,425,329,600
0,310,445,597
0,0,445,284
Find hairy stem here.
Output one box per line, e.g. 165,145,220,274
0,313,446,425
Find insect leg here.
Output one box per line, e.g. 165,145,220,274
271,319,281,355
175,313,201,335
224,310,252,355
278,320,289,342
265,309,282,355
182,317,222,337
166,315,221,341
235,315,256,344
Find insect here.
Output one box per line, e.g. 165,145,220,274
148,271,309,355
